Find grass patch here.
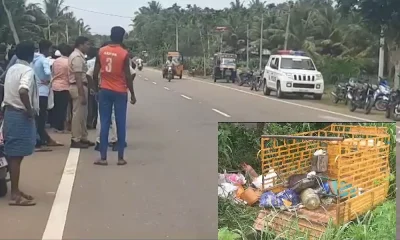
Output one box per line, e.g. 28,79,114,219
218,122,396,240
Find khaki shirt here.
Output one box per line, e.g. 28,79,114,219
68,48,87,83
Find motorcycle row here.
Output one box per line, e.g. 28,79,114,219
236,69,264,91
331,77,400,121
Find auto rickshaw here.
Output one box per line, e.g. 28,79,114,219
165,52,183,79
212,53,237,83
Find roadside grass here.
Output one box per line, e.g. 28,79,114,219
218,122,396,240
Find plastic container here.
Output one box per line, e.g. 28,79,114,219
241,188,261,206
300,188,321,210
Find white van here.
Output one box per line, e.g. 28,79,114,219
262,50,324,100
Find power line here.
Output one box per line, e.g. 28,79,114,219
64,5,134,19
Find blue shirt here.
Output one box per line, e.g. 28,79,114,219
32,53,52,97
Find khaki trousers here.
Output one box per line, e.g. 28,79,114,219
69,84,88,142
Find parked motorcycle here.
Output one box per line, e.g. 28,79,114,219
386,89,400,121
238,70,254,87
348,82,374,112
250,70,263,91
365,78,390,114
331,78,357,105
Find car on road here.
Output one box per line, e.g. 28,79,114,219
262,50,324,100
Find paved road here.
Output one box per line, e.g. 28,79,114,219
0,67,398,240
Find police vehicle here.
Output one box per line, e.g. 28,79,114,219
263,50,324,100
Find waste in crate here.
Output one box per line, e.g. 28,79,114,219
250,124,391,239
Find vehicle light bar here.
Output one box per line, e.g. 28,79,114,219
277,50,306,56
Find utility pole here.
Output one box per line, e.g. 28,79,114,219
47,19,51,40
65,24,69,44
284,3,292,50
175,22,179,51
378,26,385,81
246,23,249,68
220,32,223,53
259,13,263,71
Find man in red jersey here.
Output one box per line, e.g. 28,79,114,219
92,26,136,166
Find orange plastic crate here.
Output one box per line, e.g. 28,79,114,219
254,124,390,238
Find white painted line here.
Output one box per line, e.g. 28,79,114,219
152,81,157,85
148,67,400,129
139,75,142,78
144,78,148,81
181,94,192,100
42,148,80,240
189,78,400,128
164,87,170,90
212,108,231,117
319,115,352,122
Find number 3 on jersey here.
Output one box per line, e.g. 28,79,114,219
105,57,112,72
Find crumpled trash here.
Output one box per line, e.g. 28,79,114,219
225,173,246,185
314,149,326,156
218,174,226,184
252,169,277,189
259,189,300,208
218,183,238,198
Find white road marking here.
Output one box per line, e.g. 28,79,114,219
189,78,400,128
181,94,192,100
139,75,142,78
319,115,353,122
145,68,400,129
212,108,231,117
164,87,170,90
144,78,148,81
152,81,157,84
42,148,80,240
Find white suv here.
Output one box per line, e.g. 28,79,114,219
263,50,324,100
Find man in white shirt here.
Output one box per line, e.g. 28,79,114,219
2,41,38,206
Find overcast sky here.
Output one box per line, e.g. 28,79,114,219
28,0,286,35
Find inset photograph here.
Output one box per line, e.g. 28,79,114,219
218,122,396,240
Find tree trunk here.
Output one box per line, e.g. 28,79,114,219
387,39,400,88
2,0,20,44
198,27,207,77
256,122,265,135
394,63,400,89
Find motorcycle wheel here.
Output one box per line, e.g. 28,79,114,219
0,177,7,197
255,78,261,91
390,104,400,121
331,92,340,104
238,77,244,86
365,98,374,114
375,100,388,111
349,101,357,112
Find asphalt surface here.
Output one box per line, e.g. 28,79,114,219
0,68,398,240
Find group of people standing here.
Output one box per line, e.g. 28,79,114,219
1,26,136,206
